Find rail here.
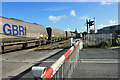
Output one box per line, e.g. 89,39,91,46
32,40,83,80
0,33,46,53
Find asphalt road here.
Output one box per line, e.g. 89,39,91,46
14,47,120,80
71,48,119,79
2,48,64,79
2,47,119,80
2,40,69,80
16,49,68,80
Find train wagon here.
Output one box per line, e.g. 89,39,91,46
65,31,72,39
65,31,76,39
71,33,76,38
46,27,66,42
0,16,48,44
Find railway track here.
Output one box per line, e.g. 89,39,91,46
2,39,69,54
2,40,69,79
38,40,69,49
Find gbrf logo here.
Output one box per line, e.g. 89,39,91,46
3,23,27,36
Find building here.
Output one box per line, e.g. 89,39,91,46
97,25,120,35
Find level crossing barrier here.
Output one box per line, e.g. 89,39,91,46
32,40,83,80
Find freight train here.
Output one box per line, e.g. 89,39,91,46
0,16,76,45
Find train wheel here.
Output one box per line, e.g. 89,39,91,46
35,41,40,46
44,41,46,45
22,43,27,49
39,42,41,46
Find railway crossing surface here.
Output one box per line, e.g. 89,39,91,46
1,45,119,80
24,48,119,80
71,48,119,79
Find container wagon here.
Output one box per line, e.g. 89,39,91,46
46,27,66,42
0,16,47,45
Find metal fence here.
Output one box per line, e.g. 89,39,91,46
84,34,113,45
32,40,83,80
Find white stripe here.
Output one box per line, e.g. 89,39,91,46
43,60,56,62
80,59,118,60
107,49,118,53
70,46,74,54
79,59,119,63
51,55,65,72
80,61,119,63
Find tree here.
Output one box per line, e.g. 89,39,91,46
74,28,78,34
89,29,95,34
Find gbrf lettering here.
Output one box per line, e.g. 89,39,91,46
3,23,27,36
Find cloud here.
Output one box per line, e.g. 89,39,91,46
65,28,70,31
70,10,76,16
81,26,84,29
97,20,118,30
101,1,113,5
78,16,89,20
48,15,67,23
109,19,117,25
64,28,74,32
97,24,112,30
97,24,105,29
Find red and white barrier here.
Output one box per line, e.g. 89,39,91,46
32,40,83,79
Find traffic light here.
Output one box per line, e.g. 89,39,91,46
89,21,94,26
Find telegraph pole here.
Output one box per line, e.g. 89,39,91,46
89,19,91,29
94,17,95,33
86,19,88,34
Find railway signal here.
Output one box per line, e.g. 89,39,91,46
86,17,95,33
89,20,94,26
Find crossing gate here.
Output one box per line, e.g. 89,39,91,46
32,40,83,80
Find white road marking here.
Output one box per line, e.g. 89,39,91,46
42,60,56,62
108,49,118,53
79,59,119,63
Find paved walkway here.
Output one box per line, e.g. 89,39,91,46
2,48,63,79
71,48,119,79
17,49,68,80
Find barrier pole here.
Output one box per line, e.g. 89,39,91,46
32,40,83,80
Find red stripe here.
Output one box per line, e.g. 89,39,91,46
74,43,77,49
64,49,71,61
42,68,46,75
78,40,82,43
78,41,80,43
44,67,53,79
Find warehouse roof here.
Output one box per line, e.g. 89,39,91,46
97,24,120,30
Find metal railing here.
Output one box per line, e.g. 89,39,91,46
84,34,113,45
32,40,83,80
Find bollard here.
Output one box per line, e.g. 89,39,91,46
69,38,73,47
